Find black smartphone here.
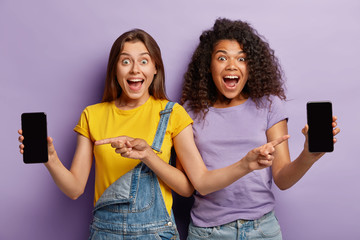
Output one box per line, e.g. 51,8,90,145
306,101,333,152
21,112,48,163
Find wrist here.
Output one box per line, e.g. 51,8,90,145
300,149,322,164
238,157,253,174
140,147,157,163
45,150,59,167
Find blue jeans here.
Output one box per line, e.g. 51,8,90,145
187,211,282,240
88,163,179,240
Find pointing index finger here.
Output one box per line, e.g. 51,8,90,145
95,137,119,146
270,135,290,147
95,136,132,146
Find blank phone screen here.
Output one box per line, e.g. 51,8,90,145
306,102,333,152
21,112,48,163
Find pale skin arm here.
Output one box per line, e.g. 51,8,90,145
96,125,290,196
269,116,340,190
95,136,195,197
18,130,93,200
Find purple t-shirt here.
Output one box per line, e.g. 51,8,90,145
186,96,288,227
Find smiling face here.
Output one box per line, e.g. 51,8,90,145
210,39,249,107
116,40,157,108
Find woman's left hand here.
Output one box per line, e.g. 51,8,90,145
95,136,154,161
302,116,340,158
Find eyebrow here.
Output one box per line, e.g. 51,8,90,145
120,52,150,57
214,50,245,55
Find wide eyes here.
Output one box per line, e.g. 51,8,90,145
122,59,131,65
217,56,246,62
121,58,149,65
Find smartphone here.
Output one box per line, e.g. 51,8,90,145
306,101,333,152
21,112,48,163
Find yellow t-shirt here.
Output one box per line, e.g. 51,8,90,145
73,96,193,214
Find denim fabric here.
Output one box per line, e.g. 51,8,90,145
89,102,179,239
187,211,282,240
151,102,175,153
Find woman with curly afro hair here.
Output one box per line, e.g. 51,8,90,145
181,18,340,239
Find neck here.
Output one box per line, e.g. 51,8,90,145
116,95,150,110
213,93,248,108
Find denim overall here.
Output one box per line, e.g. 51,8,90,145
89,102,179,240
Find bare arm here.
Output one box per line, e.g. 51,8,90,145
173,125,289,195
95,136,194,197
19,130,93,200
270,117,340,190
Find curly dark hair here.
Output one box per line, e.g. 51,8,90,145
181,18,286,118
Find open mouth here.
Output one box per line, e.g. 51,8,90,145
223,75,239,88
127,79,144,91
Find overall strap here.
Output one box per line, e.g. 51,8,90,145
151,101,176,153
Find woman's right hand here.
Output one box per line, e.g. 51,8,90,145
18,129,94,200
18,129,25,154
244,135,290,171
18,129,56,163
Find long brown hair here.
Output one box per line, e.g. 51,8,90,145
102,29,167,102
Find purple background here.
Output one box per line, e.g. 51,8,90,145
1,0,359,239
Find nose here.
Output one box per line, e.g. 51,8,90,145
131,62,140,74
226,58,237,71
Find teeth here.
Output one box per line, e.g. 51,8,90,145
224,76,239,79
128,79,143,82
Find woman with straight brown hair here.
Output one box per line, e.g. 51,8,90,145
102,29,167,102
18,29,194,239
